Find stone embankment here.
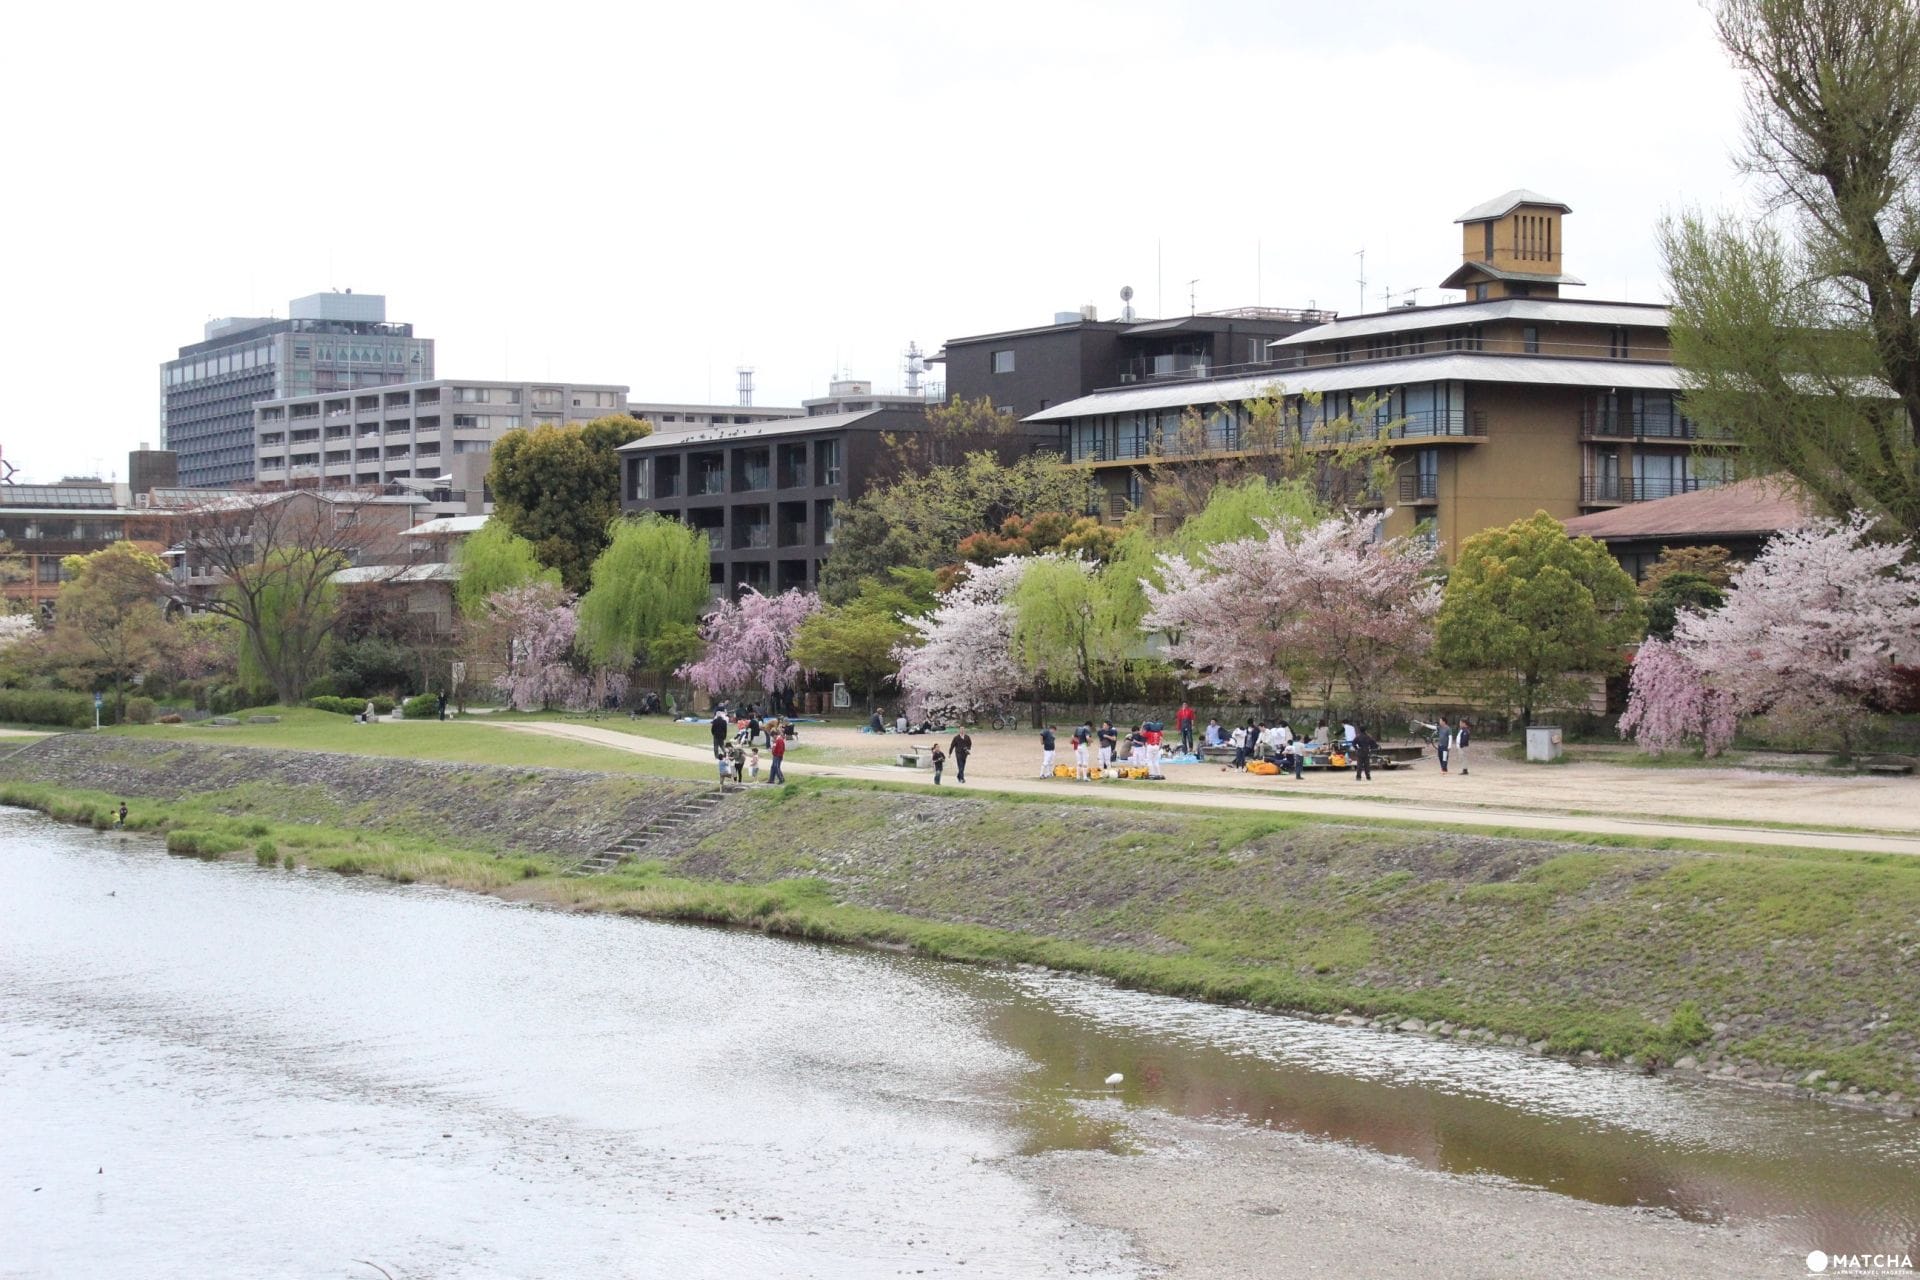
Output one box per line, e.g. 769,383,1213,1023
0,734,710,857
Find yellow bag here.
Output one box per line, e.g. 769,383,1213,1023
1329,753,1347,767
1054,765,1075,777
1248,760,1280,775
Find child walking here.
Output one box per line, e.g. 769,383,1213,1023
931,742,946,785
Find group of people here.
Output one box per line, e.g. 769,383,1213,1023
710,705,791,787
1041,720,1171,781
1414,715,1473,775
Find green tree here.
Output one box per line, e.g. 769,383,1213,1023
1662,0,1920,539
790,568,938,712
1435,512,1646,726
488,414,650,590
50,542,169,720
1009,557,1136,718
1644,570,1728,641
818,451,1091,603
1162,474,1325,556
575,513,712,691
452,519,560,616
234,548,343,703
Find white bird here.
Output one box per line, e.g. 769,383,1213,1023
1105,1072,1124,1085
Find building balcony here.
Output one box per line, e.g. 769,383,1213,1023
1580,475,1726,505
1398,473,1438,503
1579,410,1735,442
776,521,808,548
691,475,726,497
732,525,771,550
1065,409,1486,464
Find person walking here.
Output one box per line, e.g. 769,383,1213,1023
1284,738,1306,780
949,729,972,783
1456,719,1472,775
436,690,448,722
768,731,786,784
930,742,947,785
1040,724,1057,777
1229,723,1248,771
1352,724,1378,781
1176,701,1196,754
747,745,761,781
115,801,128,828
711,708,729,759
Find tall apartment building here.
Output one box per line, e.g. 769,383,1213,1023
1027,191,1727,556
253,378,629,517
161,291,434,488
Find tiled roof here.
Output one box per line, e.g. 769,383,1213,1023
1562,476,1815,541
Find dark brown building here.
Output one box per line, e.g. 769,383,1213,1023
617,408,934,598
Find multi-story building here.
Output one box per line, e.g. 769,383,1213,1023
1026,191,1729,554
801,379,939,417
161,291,434,488
253,378,629,518
937,304,1334,420
617,407,938,597
631,401,804,435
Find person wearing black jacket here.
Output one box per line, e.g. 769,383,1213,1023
949,730,972,783
1040,725,1057,777
1352,725,1379,781
710,708,729,759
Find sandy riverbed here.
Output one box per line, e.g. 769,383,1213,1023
1019,1108,1793,1280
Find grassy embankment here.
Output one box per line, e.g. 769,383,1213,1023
9,713,1920,1099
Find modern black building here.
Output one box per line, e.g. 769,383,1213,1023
617,408,933,598
934,305,1335,420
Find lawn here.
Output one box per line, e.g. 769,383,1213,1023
107,707,718,782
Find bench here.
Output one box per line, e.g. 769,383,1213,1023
895,750,926,768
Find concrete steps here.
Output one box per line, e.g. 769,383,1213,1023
567,789,733,876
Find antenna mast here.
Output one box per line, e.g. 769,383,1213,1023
1355,248,1367,314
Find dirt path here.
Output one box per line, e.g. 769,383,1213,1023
491,721,1920,857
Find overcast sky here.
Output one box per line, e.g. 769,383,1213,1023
2,0,1750,484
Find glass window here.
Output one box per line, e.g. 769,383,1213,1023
991,350,1016,374
1522,326,1539,354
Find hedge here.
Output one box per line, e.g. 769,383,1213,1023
0,689,110,728
400,693,439,719
308,695,397,716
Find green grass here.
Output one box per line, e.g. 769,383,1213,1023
103,707,718,782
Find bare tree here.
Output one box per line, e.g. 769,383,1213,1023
169,490,423,705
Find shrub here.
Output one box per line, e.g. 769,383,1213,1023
307,696,361,716
254,840,278,866
0,689,102,728
401,693,439,719
124,697,157,725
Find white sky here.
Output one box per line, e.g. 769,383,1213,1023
2,0,1751,484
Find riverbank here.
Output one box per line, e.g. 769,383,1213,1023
5,732,1918,1113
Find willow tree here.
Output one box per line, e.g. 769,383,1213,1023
575,513,712,692
453,519,558,616
1663,0,1920,538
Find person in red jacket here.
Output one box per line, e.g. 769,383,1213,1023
1175,702,1196,753
767,731,786,784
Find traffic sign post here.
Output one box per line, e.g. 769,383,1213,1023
94,692,103,730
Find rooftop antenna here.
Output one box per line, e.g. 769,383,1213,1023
1188,278,1199,315
737,366,755,407
903,341,925,396
1119,285,1135,322
1355,248,1367,314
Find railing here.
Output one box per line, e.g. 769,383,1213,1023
777,467,810,489
733,526,771,550
1064,409,1485,462
1581,475,1725,504
777,521,808,547
733,468,770,491
653,478,683,498
1579,410,1728,440
1398,474,1438,502
691,473,725,496
701,529,724,551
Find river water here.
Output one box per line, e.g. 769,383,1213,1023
3,808,1916,1278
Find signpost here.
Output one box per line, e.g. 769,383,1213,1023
94,691,103,730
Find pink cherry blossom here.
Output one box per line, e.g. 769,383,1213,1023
677,587,821,696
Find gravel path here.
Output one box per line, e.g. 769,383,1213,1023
1018,1109,1794,1279
492,721,1920,857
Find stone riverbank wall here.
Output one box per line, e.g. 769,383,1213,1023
0,734,715,857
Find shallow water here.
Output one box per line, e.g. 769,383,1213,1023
4,809,1916,1277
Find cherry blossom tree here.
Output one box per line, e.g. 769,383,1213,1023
1616,636,1739,756
1621,514,1920,757
677,588,821,697
486,582,588,712
893,557,1030,722
0,613,37,650
1144,511,1440,722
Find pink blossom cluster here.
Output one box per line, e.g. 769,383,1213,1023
893,556,1031,721
1621,515,1920,754
1142,512,1440,709
676,587,820,696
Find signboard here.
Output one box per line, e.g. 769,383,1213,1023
831,682,851,709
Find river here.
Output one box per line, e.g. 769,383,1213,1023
3,808,1916,1278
